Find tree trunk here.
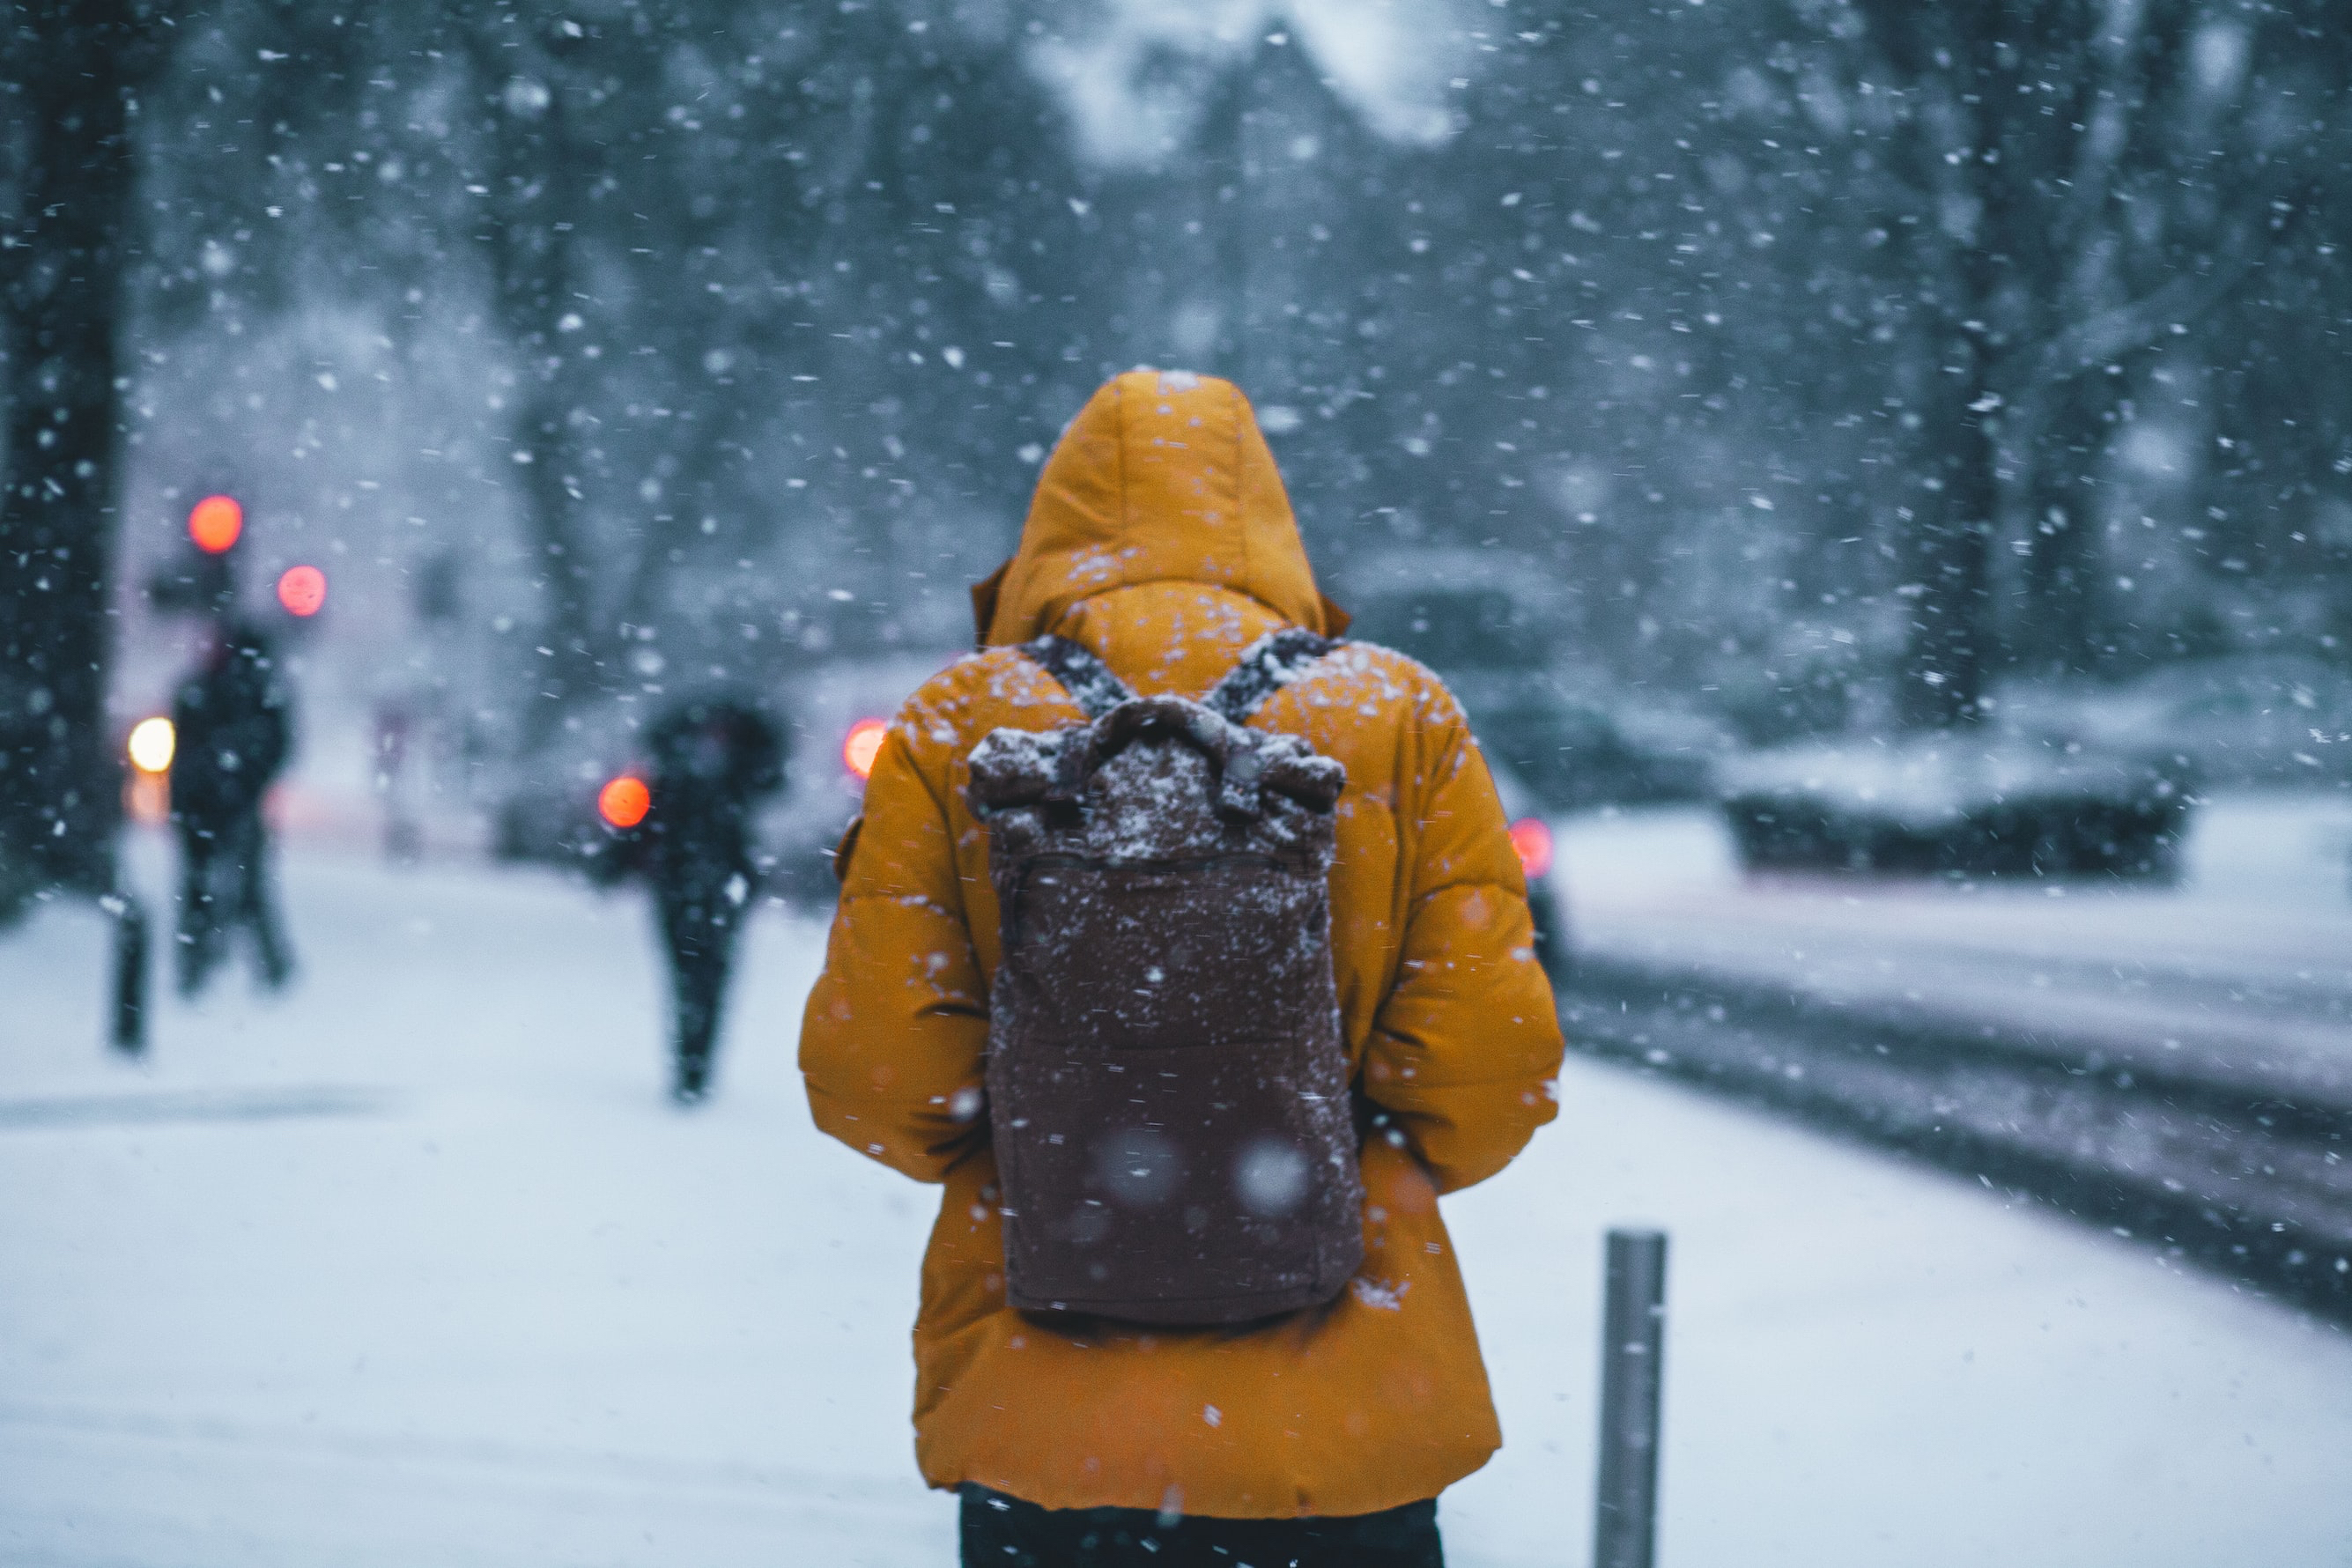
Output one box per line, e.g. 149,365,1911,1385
1899,322,2001,729
1201,52,1253,391
2015,371,2119,677
475,43,604,749
0,0,152,898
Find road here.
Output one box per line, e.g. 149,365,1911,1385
1552,791,2352,1320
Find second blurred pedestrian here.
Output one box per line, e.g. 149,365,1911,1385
593,697,786,1102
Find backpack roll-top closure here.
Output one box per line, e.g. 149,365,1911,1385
967,695,1344,828
967,632,1365,1327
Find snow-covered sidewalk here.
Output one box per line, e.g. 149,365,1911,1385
4,833,2351,1566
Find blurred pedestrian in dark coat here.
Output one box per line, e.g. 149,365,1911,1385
170,622,294,995
593,697,786,1102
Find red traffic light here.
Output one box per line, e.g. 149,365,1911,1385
189,494,243,554
277,565,327,617
599,774,651,829
1508,816,1555,880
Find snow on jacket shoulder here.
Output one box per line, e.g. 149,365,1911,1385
798,368,1564,1520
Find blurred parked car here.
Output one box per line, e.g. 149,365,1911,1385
1483,751,1572,982
1341,548,1721,810
492,701,651,869
1721,733,2192,881
759,651,958,906
492,651,953,903
1992,654,2352,785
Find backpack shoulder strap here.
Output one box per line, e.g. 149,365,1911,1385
1204,628,1342,724
1015,634,1136,721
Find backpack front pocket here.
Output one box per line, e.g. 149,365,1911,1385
990,1036,1362,1326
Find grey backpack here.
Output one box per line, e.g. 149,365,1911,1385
965,629,1363,1325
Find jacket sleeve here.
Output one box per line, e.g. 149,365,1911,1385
798,723,992,1183
1358,712,1564,1195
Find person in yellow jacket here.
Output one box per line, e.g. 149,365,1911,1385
800,368,1564,1566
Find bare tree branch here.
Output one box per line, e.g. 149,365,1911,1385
2030,183,2318,388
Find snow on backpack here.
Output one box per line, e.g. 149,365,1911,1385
965,629,1364,1325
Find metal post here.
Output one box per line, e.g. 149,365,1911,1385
1594,1227,1668,1568
107,890,148,1055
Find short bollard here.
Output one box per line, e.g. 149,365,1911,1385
1593,1227,1668,1568
107,891,149,1055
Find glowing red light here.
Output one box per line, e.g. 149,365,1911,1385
599,774,651,829
276,565,327,617
1508,817,1555,881
189,494,244,554
843,718,889,781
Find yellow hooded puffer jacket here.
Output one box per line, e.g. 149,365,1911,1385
799,368,1564,1519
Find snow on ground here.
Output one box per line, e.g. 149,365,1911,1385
4,827,2352,1565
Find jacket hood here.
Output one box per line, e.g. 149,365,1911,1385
974,369,1343,647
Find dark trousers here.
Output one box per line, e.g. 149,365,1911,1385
657,886,743,1077
958,1484,1443,1568
175,811,292,995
